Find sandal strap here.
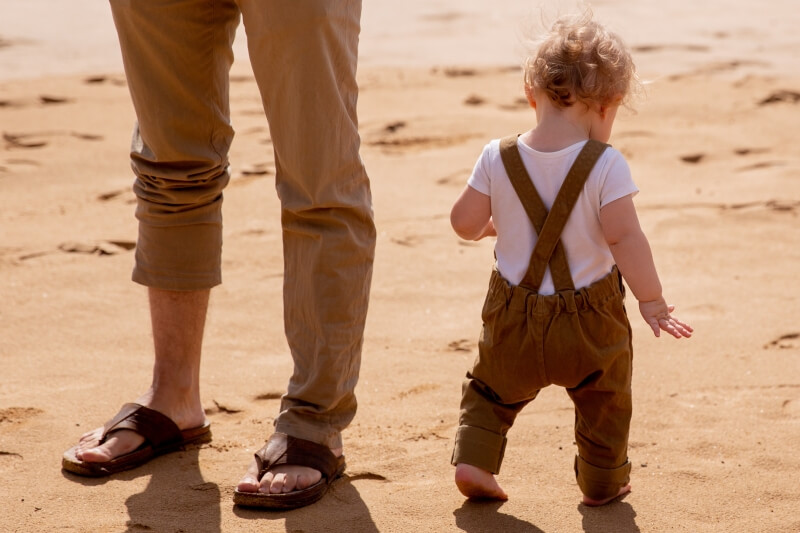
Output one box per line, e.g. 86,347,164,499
101,403,182,450
254,432,339,481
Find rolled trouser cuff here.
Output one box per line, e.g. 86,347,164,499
574,455,631,501
451,425,507,474
132,218,222,291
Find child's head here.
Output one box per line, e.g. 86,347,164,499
524,11,637,109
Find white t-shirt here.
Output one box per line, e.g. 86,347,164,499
467,137,638,294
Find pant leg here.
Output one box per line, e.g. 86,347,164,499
452,272,546,473
557,283,633,500
453,374,537,474
567,358,632,500
237,0,375,450
110,0,240,290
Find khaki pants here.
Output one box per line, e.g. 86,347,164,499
452,267,633,501
109,0,376,450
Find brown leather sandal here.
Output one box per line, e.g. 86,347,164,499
62,403,211,477
233,432,346,510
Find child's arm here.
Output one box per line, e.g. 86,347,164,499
451,186,496,241
600,194,692,339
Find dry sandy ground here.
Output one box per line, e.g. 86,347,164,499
1,2,799,532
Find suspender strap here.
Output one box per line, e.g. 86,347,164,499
498,135,573,291
498,135,608,292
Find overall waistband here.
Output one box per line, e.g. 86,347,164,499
488,266,624,315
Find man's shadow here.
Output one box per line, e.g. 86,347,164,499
124,446,221,533
578,497,640,533
233,473,380,533
453,500,545,533
63,446,221,533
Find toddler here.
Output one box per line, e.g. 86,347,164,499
449,11,692,506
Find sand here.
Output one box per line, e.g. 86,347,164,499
1,1,799,532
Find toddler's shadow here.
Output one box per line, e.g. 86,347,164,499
578,498,640,533
453,500,545,533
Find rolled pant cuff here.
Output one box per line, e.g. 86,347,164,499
451,425,507,474
574,455,631,500
132,221,223,291
132,266,221,291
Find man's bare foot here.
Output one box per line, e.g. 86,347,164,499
236,446,344,495
582,484,631,506
73,395,206,464
454,463,508,500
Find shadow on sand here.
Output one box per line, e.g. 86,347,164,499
578,497,641,533
63,446,221,533
232,473,380,533
453,500,545,533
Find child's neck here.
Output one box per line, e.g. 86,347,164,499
522,101,595,153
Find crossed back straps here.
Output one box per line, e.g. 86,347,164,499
498,135,608,292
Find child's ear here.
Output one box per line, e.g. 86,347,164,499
598,95,623,118
524,84,536,109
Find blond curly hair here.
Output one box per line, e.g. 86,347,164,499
524,11,637,108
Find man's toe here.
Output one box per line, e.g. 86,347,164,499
236,459,262,493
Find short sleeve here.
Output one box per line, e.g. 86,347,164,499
598,148,638,208
466,142,493,196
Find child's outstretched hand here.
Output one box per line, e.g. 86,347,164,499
639,298,693,339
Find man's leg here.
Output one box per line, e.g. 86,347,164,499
76,289,210,461
236,0,376,496
71,0,240,463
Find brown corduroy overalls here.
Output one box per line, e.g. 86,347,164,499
451,136,634,501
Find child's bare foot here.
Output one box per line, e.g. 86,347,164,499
454,463,508,500
582,484,631,506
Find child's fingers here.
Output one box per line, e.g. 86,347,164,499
647,318,661,337
661,316,693,338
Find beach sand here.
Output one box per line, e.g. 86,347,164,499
1,1,799,532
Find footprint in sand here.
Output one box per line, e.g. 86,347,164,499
368,133,476,152
3,132,48,149
759,90,800,106
366,119,478,152
57,240,136,256
396,383,441,399
254,391,283,401
238,162,273,177
347,472,388,482
764,332,800,350
447,339,474,353
15,241,131,261
39,95,72,105
680,153,705,164
205,399,243,415
632,43,710,53
463,95,485,106
3,131,103,150
736,161,786,172
733,147,770,156
383,121,406,133
0,406,43,425
439,67,476,78
389,234,424,247
0,99,23,108
97,188,135,203
83,75,127,87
